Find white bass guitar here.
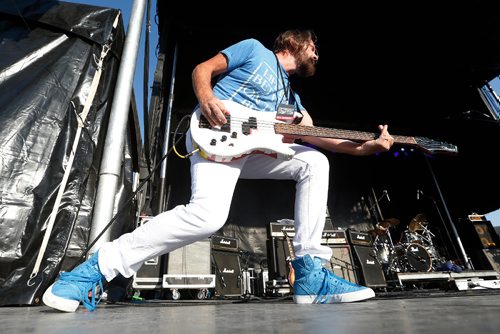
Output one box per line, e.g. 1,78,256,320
189,100,458,163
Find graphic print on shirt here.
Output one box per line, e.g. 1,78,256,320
228,61,286,112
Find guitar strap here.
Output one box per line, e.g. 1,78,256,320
275,53,303,124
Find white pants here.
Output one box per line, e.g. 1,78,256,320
99,134,333,281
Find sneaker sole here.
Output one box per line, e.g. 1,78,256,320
42,284,80,312
293,288,375,304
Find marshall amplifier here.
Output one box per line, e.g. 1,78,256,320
212,250,242,297
321,229,348,245
327,245,358,284
267,222,295,280
211,235,239,252
347,229,385,288
348,230,373,247
211,235,242,297
268,222,295,238
350,245,386,288
321,228,357,283
267,224,352,280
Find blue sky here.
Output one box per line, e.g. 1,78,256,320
68,0,158,140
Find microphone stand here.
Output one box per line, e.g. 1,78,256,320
369,188,403,288
423,155,473,270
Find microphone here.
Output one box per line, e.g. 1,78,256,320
384,190,390,202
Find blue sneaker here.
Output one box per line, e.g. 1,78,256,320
42,252,104,312
292,254,375,304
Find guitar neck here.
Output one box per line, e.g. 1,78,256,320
274,123,417,146
282,230,295,260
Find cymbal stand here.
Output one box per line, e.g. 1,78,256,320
418,223,435,245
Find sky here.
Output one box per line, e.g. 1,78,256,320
68,0,158,141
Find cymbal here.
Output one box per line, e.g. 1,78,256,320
369,226,388,236
409,213,428,232
379,218,400,228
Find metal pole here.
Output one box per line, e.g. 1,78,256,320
89,0,146,254
424,155,473,270
157,43,178,213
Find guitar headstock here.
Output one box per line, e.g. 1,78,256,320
414,137,458,155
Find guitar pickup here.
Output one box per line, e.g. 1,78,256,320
241,117,257,135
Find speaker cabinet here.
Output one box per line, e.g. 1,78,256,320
457,219,500,270
266,237,291,280
325,245,358,284
212,250,242,297
350,245,386,288
458,219,499,249
473,221,499,248
483,249,500,274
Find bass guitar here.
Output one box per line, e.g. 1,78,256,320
190,100,458,162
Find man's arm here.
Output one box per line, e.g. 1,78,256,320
296,110,394,156
192,53,229,127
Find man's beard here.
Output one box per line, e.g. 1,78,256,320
296,54,316,77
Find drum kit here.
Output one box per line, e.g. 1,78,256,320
370,214,444,274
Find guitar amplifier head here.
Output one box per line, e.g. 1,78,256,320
268,222,295,238
321,229,348,245
347,230,373,247
211,235,239,252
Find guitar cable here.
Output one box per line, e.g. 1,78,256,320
66,113,193,271
171,113,201,159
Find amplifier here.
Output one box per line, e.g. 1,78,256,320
321,229,348,245
269,222,295,238
324,245,358,284
269,223,347,244
350,245,386,288
212,250,243,297
211,235,239,252
348,230,373,246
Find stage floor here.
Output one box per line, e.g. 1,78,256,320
3,290,500,334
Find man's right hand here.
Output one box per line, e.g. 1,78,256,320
199,97,229,128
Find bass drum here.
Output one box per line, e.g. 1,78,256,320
404,243,432,272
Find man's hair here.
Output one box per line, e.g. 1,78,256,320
273,29,317,57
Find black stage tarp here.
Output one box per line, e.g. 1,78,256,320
0,0,141,305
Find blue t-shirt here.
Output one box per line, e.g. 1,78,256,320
213,39,304,113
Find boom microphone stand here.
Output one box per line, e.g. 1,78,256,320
423,155,473,270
